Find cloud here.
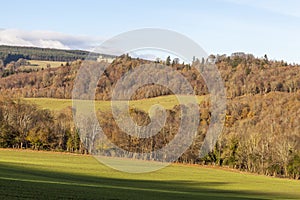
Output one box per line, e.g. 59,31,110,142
0,29,104,50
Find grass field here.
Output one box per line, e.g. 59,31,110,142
0,149,299,200
25,95,206,112
20,60,66,70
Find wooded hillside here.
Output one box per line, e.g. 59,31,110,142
0,50,299,179
0,54,299,100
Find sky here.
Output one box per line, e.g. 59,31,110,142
0,0,300,63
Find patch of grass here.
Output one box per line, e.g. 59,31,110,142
25,95,206,112
25,98,73,111
0,149,299,199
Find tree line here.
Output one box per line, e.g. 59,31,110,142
0,97,85,153
91,92,300,179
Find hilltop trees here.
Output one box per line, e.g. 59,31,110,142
0,54,299,100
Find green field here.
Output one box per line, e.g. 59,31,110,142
0,149,299,199
25,95,206,112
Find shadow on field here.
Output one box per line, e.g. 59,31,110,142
0,162,294,200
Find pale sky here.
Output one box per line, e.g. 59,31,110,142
0,0,300,63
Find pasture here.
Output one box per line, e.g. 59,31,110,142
0,149,299,199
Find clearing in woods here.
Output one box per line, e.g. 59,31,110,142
20,60,67,70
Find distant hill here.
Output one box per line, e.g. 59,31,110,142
0,45,113,64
